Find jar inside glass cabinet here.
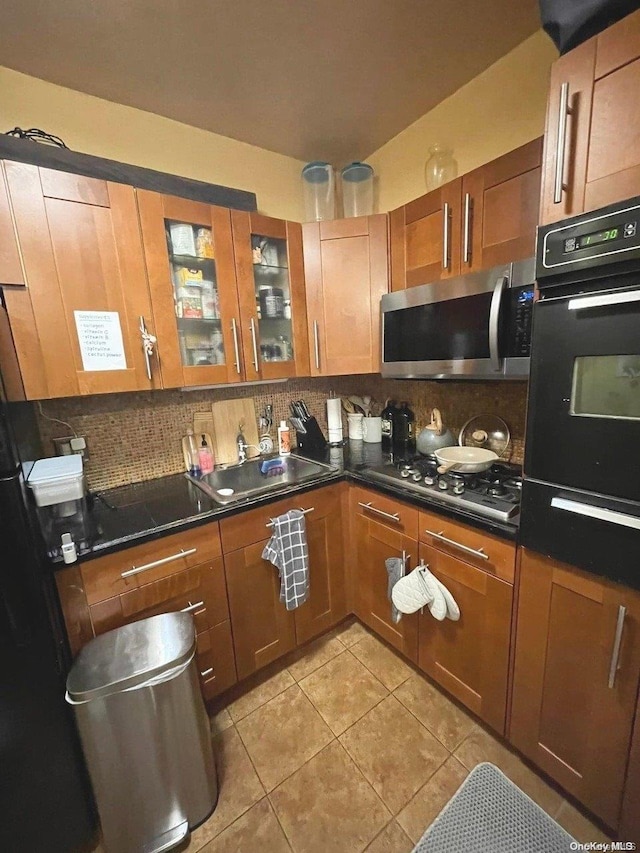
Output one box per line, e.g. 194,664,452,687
425,144,458,190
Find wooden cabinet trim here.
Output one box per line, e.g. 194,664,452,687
0,162,25,286
39,168,110,207
319,217,369,239
595,8,640,79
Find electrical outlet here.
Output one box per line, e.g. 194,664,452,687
53,435,90,460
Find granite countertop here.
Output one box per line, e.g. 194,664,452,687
43,442,519,567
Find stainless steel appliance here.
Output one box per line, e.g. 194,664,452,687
363,456,522,525
521,196,640,587
381,258,535,380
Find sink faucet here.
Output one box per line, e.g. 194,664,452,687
236,421,260,464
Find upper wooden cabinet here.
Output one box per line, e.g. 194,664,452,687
390,179,462,289
390,140,542,290
231,211,310,381
510,548,640,829
0,162,24,286
540,8,640,223
302,216,388,375
2,162,156,399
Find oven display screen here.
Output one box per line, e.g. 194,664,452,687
563,221,637,253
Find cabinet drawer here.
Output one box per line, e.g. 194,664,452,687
418,508,515,582
220,483,341,552
89,558,229,636
352,487,419,539
197,621,237,700
81,522,222,604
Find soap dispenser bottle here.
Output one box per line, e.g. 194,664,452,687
278,420,291,455
198,434,214,474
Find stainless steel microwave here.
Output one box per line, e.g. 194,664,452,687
380,258,535,380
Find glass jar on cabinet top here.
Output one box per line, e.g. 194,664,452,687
425,144,458,190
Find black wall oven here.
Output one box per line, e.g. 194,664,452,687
521,197,640,588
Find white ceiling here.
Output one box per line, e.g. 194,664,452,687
0,0,541,164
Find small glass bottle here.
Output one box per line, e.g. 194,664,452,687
425,144,458,190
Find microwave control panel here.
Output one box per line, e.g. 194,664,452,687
538,199,640,278
504,285,534,357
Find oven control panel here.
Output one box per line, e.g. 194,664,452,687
538,198,640,278
504,285,534,357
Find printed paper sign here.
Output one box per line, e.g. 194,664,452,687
74,311,127,372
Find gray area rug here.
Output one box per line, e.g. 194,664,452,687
412,762,577,853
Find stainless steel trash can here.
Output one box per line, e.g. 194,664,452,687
66,612,217,853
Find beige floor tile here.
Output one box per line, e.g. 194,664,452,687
288,634,346,681
225,667,294,723
199,798,291,852
396,756,469,843
187,728,264,849
394,674,476,751
365,820,414,853
270,740,391,853
554,800,612,845
209,707,233,737
350,634,414,691
454,727,563,817
299,650,388,735
334,620,372,648
340,694,450,814
236,684,334,792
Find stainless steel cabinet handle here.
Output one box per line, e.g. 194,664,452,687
424,529,489,561
121,547,197,579
200,667,214,678
463,193,471,264
313,320,320,370
568,290,640,311
442,202,450,270
266,507,315,527
553,81,572,204
401,549,407,577
231,317,241,374
180,600,205,614
489,275,508,372
249,317,259,372
608,605,627,689
551,498,640,532
139,316,156,381
358,501,401,524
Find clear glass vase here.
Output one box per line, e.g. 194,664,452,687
425,144,458,191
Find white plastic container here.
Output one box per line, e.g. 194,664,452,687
277,420,291,455
27,455,84,508
301,162,335,222
341,162,374,217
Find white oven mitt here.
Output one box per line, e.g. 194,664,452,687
433,576,460,621
420,567,447,621
391,566,433,614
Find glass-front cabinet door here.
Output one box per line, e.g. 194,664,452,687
231,212,309,380
137,192,243,388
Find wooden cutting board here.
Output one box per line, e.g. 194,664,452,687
211,398,260,465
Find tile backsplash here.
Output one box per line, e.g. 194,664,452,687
36,376,528,491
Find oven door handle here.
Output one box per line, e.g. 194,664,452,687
551,497,640,532
489,275,508,373
568,290,640,311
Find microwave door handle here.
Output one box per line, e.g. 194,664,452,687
568,290,640,311
489,275,508,372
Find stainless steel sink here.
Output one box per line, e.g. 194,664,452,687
185,455,336,505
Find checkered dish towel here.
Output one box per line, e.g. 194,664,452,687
262,510,310,610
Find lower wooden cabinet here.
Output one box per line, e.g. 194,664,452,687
197,621,238,700
418,543,513,735
352,500,419,663
222,483,347,680
510,548,640,829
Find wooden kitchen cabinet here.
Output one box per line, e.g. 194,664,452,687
221,483,347,679
389,179,462,290
231,211,310,381
510,548,640,828
1,162,156,399
460,138,542,272
390,139,542,290
0,162,23,285
137,191,243,388
302,216,388,375
540,8,640,223
352,487,419,662
417,542,513,735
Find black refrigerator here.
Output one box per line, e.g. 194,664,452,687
0,397,96,851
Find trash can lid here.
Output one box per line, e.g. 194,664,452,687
67,612,196,702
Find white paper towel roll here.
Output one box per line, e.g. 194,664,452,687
327,397,343,444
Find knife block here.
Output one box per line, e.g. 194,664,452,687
295,417,328,453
